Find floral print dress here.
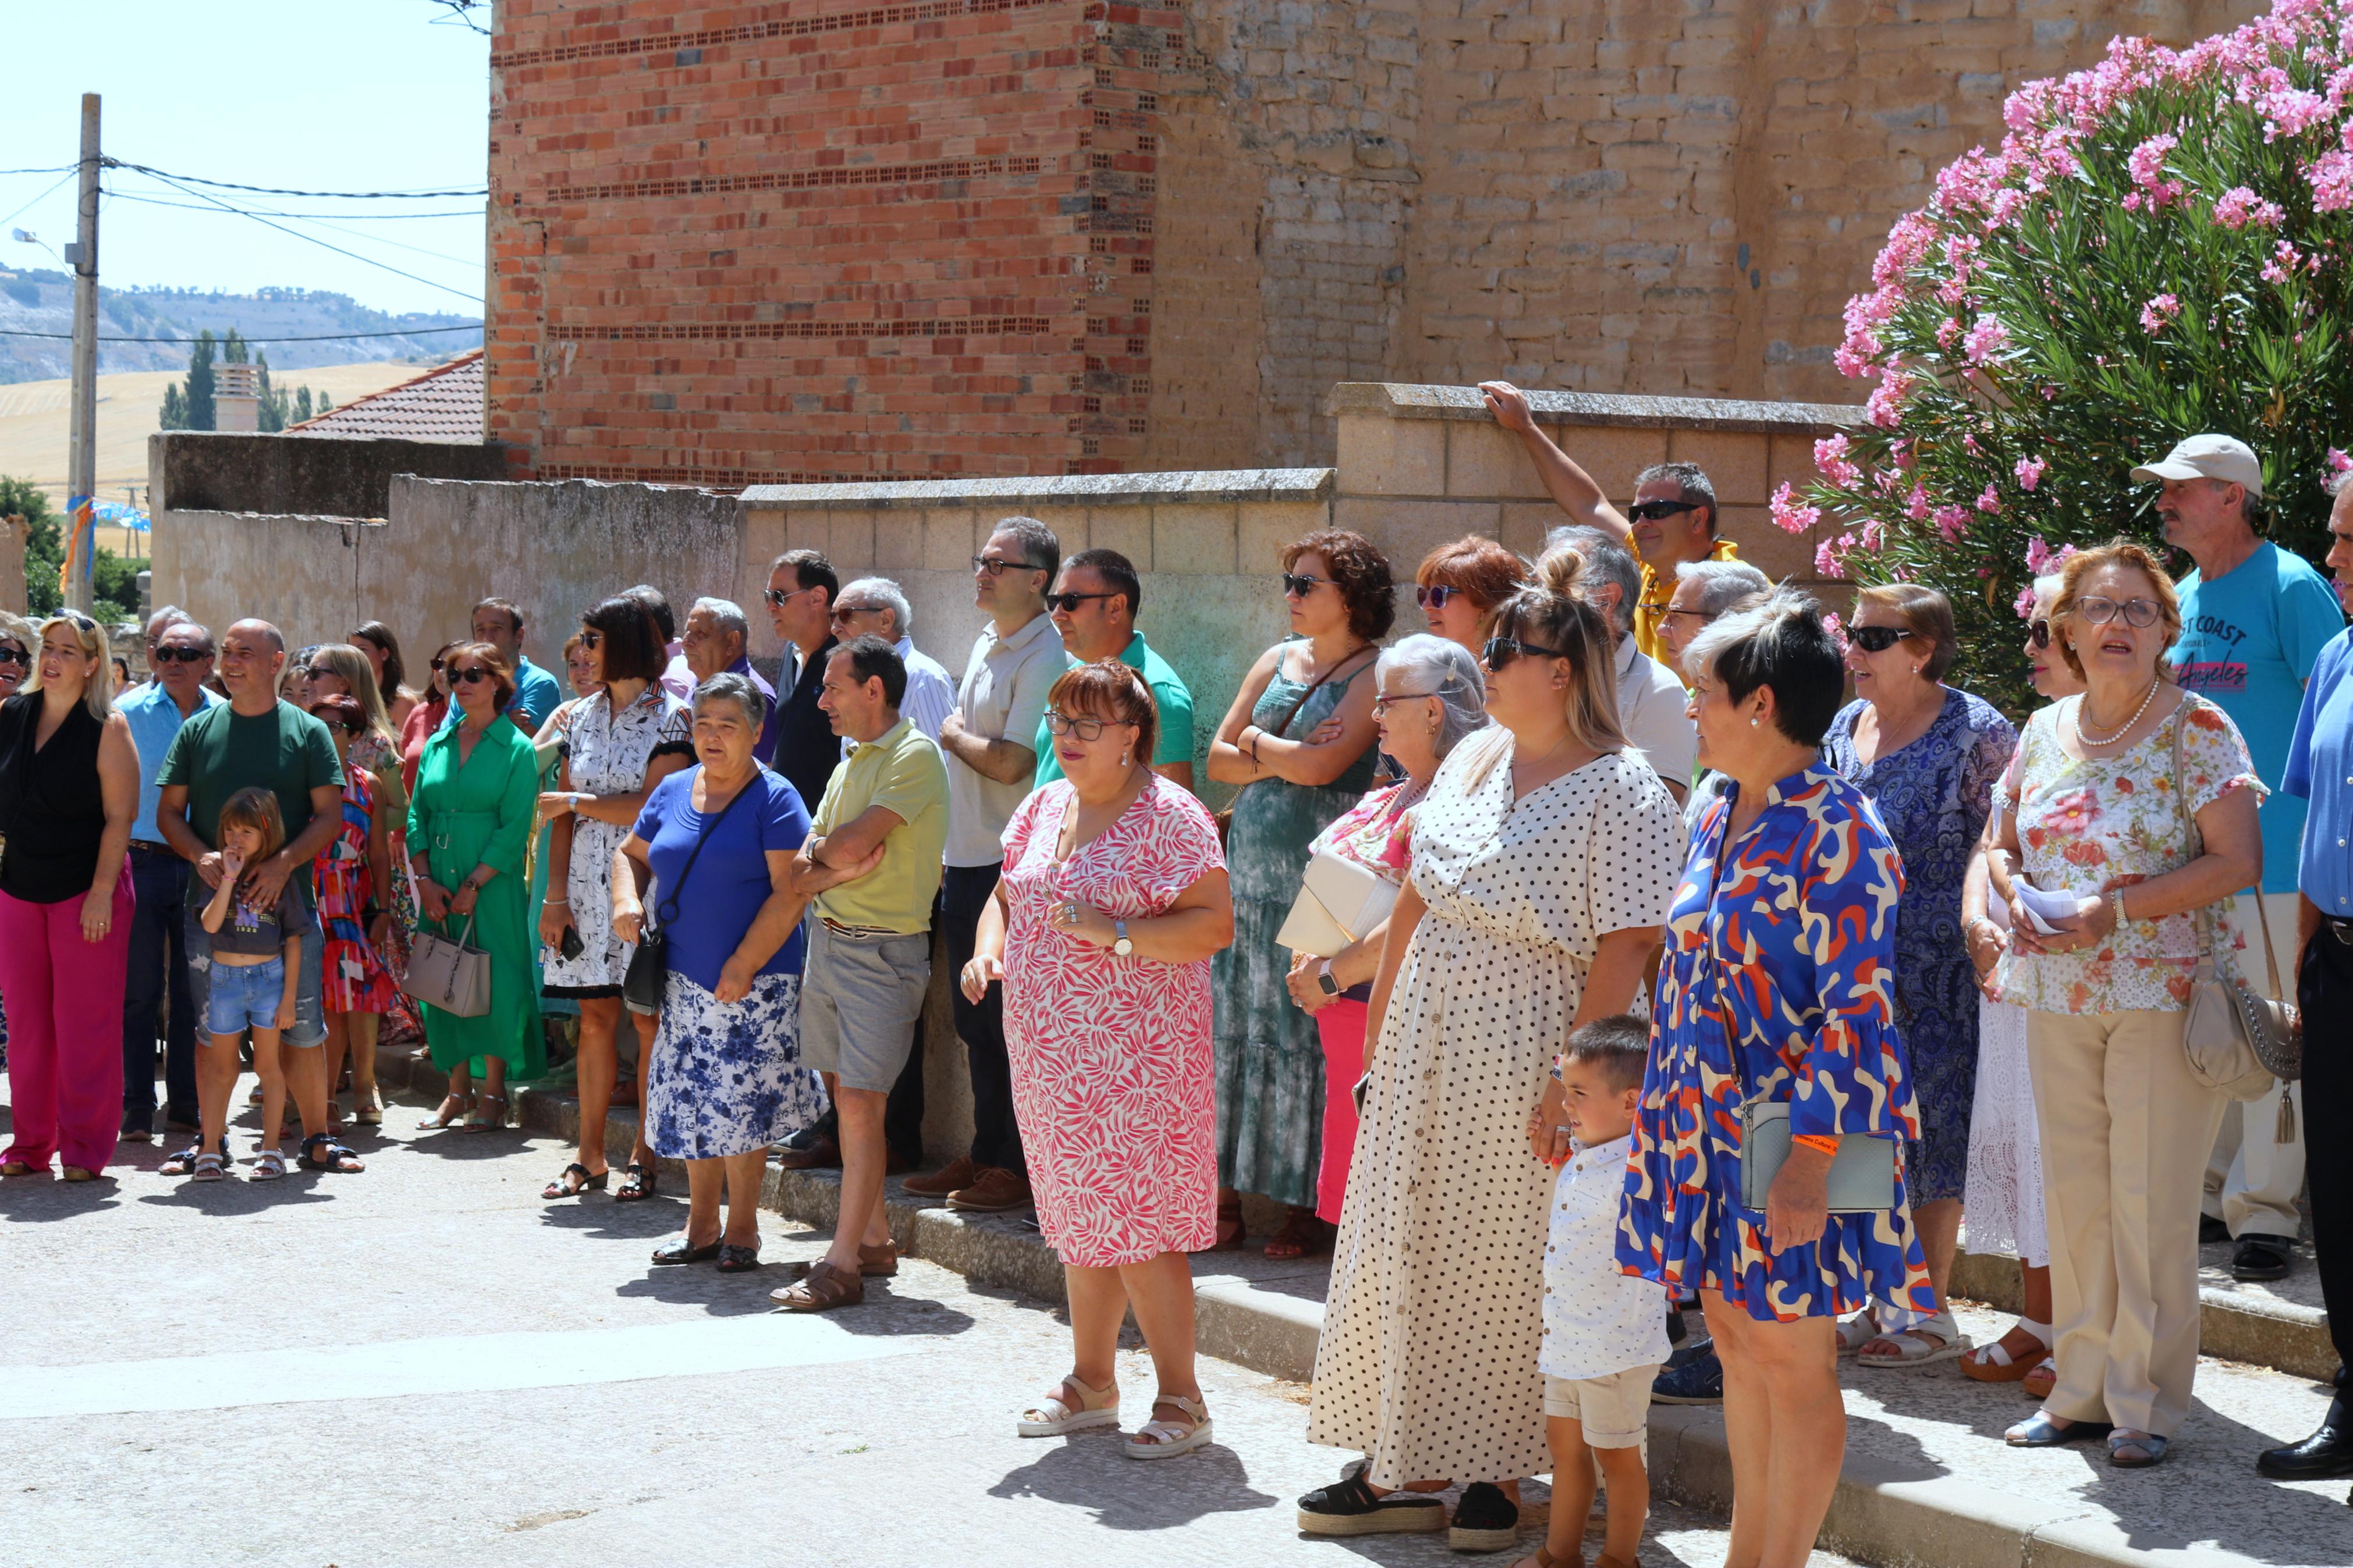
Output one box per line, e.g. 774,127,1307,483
1824,689,2016,1204
314,768,399,1015
1992,695,2263,1015
540,686,691,995
1619,764,1939,1324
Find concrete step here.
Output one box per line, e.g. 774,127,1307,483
375,1046,2348,1568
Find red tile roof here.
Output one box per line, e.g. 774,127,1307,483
286,350,484,442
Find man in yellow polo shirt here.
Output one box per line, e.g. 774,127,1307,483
773,635,948,1314
1478,380,1740,664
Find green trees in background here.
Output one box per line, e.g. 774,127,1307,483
1,475,143,625
157,328,321,432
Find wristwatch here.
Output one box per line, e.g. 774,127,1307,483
1112,918,1133,957
1315,961,1340,996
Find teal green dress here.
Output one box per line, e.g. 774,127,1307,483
406,718,545,1078
1211,642,1379,1208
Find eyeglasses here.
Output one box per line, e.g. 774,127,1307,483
2026,618,2053,650
0,648,26,669
1414,584,1461,610
1483,637,1570,670
1847,625,1917,654
1046,591,1116,614
449,666,494,686
1661,607,1719,627
2075,595,2162,628
319,720,358,736
303,664,338,681
1044,709,1134,741
1627,499,1701,523
151,646,210,664
1281,572,1330,598
1372,691,1438,714
971,554,1042,577
765,585,817,608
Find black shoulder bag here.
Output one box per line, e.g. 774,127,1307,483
622,778,755,1011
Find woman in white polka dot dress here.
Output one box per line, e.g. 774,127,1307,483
1301,547,1684,1549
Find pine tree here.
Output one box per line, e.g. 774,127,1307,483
291,386,314,424
221,328,249,365
255,351,287,432
183,330,217,432
159,383,186,431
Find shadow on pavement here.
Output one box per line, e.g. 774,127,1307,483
986,1432,1279,1529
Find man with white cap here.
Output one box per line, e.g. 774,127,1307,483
2132,432,2344,1284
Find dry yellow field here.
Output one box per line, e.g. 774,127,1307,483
0,361,436,554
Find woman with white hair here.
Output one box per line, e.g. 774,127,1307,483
1284,634,1486,1225
0,613,139,1180
1301,548,1683,1549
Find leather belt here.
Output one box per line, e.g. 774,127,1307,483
129,840,175,855
820,918,903,940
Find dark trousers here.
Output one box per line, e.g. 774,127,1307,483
878,889,948,1168
944,862,1022,1172
121,845,197,1119
2299,929,2353,1370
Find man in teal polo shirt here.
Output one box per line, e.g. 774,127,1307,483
1032,548,1194,790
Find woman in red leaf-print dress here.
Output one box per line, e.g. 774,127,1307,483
964,661,1234,1460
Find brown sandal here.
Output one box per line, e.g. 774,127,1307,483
1510,1548,1577,1568
858,1239,899,1277
771,1259,865,1312
1263,1208,1336,1260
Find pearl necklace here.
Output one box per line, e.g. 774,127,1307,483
2072,679,2160,749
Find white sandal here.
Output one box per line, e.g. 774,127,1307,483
1857,1309,1972,1368
1835,1309,1881,1356
250,1149,287,1181
1016,1373,1119,1437
1124,1393,1212,1460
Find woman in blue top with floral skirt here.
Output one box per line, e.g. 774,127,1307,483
1620,592,1935,1568
612,674,860,1273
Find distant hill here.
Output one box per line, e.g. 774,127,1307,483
0,273,481,383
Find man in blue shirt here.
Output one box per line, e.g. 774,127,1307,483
116,618,222,1142
2141,433,2344,1281
2265,472,2353,1481
445,597,562,734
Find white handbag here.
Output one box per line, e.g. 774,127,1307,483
1276,848,1401,958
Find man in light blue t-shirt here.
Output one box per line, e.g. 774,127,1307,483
2138,433,2344,1282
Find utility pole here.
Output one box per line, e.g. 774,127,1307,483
62,92,99,613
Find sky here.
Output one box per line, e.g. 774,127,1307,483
0,1,491,318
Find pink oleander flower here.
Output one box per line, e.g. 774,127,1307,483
1936,315,1964,349
1905,483,1932,522
1770,482,1821,536
1866,369,1917,429
2015,456,2047,490
1820,610,1848,650
2140,292,2183,333
2127,131,2184,207
1859,518,1886,552
2214,186,2288,229
1962,315,2009,365
1813,433,1862,489
1935,503,1972,542
1976,483,2003,514
2014,582,2040,618
2330,447,2353,474
2308,147,2353,211
1816,535,1856,580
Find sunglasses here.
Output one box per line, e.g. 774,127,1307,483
1046,591,1116,614
1414,584,1461,610
1281,572,1330,598
449,666,494,685
1044,710,1134,741
1372,690,1438,714
151,646,210,664
1848,625,1917,653
579,631,603,649
1483,636,1570,669
971,554,1042,577
0,648,26,669
2076,595,2162,628
1627,499,1701,523
2027,618,2052,650
765,585,817,608
830,605,886,624
303,664,339,681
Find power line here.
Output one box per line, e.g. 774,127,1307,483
0,324,481,343
103,159,487,200
0,166,74,177
119,166,482,304
1,169,78,234
106,186,485,269
106,193,484,221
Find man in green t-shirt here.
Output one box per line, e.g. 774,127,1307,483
154,619,352,1177
1032,548,1195,790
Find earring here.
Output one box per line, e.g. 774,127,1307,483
1751,715,1762,727
1121,748,1132,766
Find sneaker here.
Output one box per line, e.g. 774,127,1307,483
947,1166,1032,1213
1295,1459,1446,1537
1447,1481,1519,1552
1652,1349,1723,1405
901,1155,978,1199
119,1110,154,1143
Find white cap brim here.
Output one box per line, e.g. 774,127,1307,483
2129,460,2205,485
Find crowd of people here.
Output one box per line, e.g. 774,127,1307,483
1,397,2348,1560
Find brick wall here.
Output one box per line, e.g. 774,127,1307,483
483,0,2258,479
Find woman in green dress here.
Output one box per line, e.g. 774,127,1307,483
1206,529,1392,1256
406,639,544,1130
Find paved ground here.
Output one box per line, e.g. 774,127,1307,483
0,1073,1858,1568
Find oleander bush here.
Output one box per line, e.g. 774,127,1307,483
1782,0,2353,710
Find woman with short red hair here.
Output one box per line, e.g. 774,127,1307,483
1414,535,1531,654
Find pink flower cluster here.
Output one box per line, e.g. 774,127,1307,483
2139,293,2184,333
2024,534,2079,575
2015,455,2047,490
1962,315,2010,365
1813,433,1862,489
2213,186,2288,227
2124,132,2184,209
1770,482,1821,536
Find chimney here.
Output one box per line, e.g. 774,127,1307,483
215,362,262,433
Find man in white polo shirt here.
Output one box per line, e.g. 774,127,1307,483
1547,524,1695,802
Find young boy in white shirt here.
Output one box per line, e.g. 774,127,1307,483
1523,1014,1668,1568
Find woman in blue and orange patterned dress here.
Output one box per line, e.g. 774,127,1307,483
1620,591,1935,1568
308,695,402,1128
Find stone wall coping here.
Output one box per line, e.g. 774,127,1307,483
1326,382,1867,435
739,467,1336,510
163,508,388,525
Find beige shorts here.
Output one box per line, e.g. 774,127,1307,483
1543,1364,1660,1448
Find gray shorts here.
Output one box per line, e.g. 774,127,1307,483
799,921,929,1094
184,897,328,1050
